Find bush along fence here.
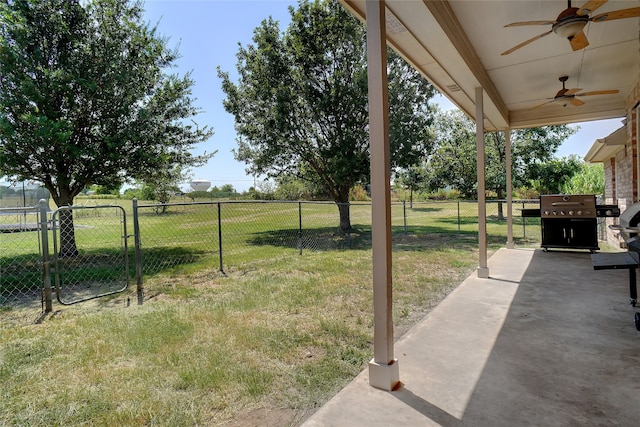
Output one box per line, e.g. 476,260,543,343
1,198,544,311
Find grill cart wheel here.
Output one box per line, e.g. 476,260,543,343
635,313,640,332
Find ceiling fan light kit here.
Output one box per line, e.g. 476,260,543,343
553,97,572,107
552,15,588,39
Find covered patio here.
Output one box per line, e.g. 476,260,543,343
300,0,639,424
302,247,640,426
330,0,639,394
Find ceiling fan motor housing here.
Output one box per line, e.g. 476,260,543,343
553,8,589,39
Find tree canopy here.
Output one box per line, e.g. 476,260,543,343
424,109,577,199
0,0,213,205
560,162,604,195
218,0,436,231
0,0,213,255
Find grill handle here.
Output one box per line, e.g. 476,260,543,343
551,202,584,207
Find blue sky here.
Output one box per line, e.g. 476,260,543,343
142,0,625,193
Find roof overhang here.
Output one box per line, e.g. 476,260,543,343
340,0,639,131
584,125,627,162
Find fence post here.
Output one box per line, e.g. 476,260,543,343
457,200,461,235
403,200,407,234
218,202,224,273
298,202,303,255
38,199,53,312
522,201,526,238
132,198,143,303
347,203,351,248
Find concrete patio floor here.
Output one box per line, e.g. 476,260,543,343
301,247,640,426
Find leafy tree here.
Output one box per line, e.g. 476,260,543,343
559,160,604,195
139,164,189,212
274,175,309,200
395,164,427,208
425,110,478,197
256,180,277,200
218,0,435,232
219,184,235,194
0,185,15,198
0,0,213,256
87,184,120,196
525,156,582,195
425,109,577,215
273,174,335,201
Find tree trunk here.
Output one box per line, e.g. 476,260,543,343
409,186,414,209
337,202,351,233
497,201,504,221
496,188,505,221
51,188,80,258
58,207,79,258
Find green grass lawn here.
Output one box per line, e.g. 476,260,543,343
0,199,538,426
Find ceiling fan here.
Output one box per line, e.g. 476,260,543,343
534,76,619,108
501,0,640,55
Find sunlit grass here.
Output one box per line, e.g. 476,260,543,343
0,229,506,426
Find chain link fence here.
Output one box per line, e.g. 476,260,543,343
0,203,131,311
0,205,43,308
1,198,543,314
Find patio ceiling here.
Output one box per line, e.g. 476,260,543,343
339,0,639,132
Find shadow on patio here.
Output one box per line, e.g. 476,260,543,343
302,247,640,426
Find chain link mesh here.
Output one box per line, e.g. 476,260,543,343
399,199,541,244
135,202,221,274
298,202,353,251
2,198,544,313
220,201,301,265
0,206,43,307
52,206,129,305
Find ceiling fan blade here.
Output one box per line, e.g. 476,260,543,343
571,98,586,107
532,100,555,109
504,20,555,27
565,88,583,96
576,90,619,96
570,30,589,51
577,0,608,16
501,30,553,56
591,7,640,22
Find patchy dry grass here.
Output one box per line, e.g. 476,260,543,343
0,232,504,426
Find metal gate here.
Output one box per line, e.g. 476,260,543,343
50,205,130,305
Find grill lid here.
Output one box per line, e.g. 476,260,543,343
619,201,640,228
609,201,640,245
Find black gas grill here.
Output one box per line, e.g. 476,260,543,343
540,194,600,252
519,194,619,252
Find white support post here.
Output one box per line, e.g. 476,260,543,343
506,129,514,249
476,87,489,278
365,0,399,391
